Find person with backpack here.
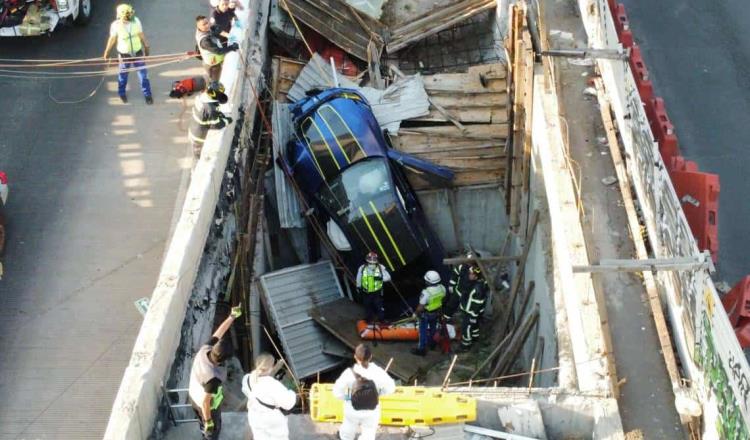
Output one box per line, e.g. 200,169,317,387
333,344,396,440
241,353,297,440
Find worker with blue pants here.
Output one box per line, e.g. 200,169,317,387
411,270,446,356
102,4,153,104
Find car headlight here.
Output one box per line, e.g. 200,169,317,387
56,0,70,11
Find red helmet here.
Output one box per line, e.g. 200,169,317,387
366,252,378,264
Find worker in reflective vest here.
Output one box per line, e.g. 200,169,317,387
188,81,233,163
195,15,239,81
188,306,242,439
102,4,153,104
356,252,391,323
411,270,446,356
457,264,488,352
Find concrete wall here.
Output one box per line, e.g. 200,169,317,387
103,1,270,438
456,388,622,439
576,0,750,437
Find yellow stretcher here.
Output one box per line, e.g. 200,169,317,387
309,383,476,426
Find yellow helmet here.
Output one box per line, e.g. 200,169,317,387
116,4,134,19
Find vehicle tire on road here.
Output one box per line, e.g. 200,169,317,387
74,0,92,25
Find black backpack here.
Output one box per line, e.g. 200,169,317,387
350,369,379,410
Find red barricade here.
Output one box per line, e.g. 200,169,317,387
722,276,750,348
669,169,720,262
646,98,680,162
614,4,629,36
629,45,654,102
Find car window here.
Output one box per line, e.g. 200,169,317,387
316,159,423,271
317,104,367,163
300,117,341,182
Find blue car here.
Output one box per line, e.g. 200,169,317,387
283,88,451,301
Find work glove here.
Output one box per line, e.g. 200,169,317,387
230,305,242,319
204,419,215,433
228,42,240,52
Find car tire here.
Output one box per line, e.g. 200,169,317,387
74,0,92,26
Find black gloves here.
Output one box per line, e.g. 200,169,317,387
228,43,239,52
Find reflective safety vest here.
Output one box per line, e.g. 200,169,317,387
114,18,143,55
188,345,227,408
196,29,225,66
422,284,446,312
188,94,225,145
361,265,383,293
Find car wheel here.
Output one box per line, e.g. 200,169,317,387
74,0,92,25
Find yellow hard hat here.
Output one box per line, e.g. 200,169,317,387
116,4,134,19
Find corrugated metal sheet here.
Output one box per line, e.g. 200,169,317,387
416,186,506,254
259,261,348,379
287,54,358,102
357,75,430,132
288,54,430,132
272,101,305,228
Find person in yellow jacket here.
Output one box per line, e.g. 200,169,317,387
102,4,153,104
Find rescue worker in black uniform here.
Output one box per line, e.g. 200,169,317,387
452,261,489,352
188,81,233,163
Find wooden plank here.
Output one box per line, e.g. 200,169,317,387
428,92,508,109
397,124,509,139
413,107,508,123
387,0,496,52
280,0,385,61
272,56,306,101
407,170,505,190
422,63,507,93
393,140,506,154
596,78,686,413
309,298,444,381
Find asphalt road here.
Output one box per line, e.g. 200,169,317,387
0,0,207,438
622,0,750,288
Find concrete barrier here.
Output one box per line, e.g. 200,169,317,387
103,1,269,438
577,0,750,437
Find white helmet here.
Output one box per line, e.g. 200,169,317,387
424,270,441,284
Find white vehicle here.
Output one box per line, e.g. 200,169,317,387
0,0,91,36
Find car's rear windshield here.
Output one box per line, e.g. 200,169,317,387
316,158,423,271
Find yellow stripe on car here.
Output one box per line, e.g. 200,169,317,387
369,201,406,266
358,206,394,271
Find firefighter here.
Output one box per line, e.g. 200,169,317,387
102,4,153,104
195,15,239,81
188,81,233,162
456,264,488,352
444,251,478,322
188,306,242,439
356,252,391,324
411,270,446,356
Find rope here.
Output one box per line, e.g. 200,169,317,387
0,55,191,77
0,51,194,64
48,75,106,104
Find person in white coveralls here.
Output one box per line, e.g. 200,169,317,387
242,353,297,440
333,344,396,440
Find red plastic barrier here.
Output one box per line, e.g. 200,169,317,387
614,4,629,36
670,169,720,262
722,276,750,348
669,156,698,173
645,98,680,162
620,29,634,48
629,45,654,102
